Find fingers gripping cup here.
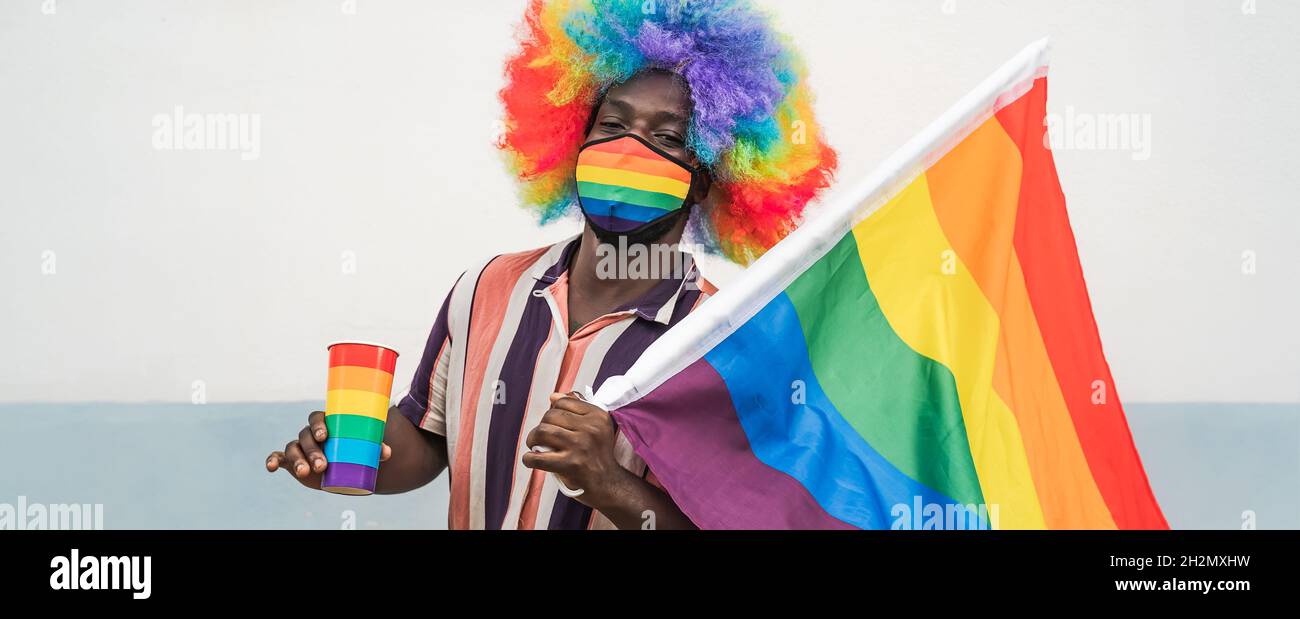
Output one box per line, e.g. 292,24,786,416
322,341,398,496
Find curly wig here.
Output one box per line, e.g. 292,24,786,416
498,0,837,264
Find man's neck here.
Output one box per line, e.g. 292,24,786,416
566,225,684,329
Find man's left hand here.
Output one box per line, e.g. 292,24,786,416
522,392,628,508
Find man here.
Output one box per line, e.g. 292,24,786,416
266,0,836,529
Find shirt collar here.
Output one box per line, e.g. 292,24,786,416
530,234,701,326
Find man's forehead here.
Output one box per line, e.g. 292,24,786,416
601,95,690,123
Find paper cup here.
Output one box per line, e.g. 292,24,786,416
321,341,398,496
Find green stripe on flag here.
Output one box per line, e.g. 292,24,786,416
784,233,985,505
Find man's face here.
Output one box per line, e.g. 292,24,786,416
584,70,710,208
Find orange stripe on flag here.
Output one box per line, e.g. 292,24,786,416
995,78,1167,529
926,117,1116,529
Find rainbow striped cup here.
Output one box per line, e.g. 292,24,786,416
321,341,398,496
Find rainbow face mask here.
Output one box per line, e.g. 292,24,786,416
575,134,698,236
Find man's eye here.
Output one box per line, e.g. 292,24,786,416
600,122,624,130
658,134,684,146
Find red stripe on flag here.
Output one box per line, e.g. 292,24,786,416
996,78,1168,529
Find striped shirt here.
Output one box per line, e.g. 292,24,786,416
396,236,716,529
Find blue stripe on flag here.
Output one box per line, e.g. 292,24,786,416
702,292,966,529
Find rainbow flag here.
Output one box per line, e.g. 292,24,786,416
593,40,1167,529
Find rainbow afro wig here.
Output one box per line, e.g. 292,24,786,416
498,0,838,264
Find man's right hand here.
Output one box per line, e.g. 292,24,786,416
265,410,391,490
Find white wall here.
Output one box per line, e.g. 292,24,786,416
1,0,1296,403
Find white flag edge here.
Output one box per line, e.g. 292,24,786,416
593,37,1054,412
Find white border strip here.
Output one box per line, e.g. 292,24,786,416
594,38,1053,411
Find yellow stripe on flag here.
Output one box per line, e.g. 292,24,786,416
926,118,1117,529
853,174,1046,529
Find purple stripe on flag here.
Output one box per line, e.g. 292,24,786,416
611,358,856,530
